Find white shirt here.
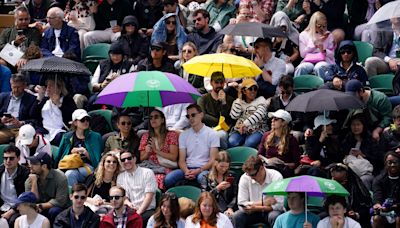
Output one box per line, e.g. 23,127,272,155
179,124,219,168
237,167,284,211
0,168,18,211
41,97,66,141
317,216,361,228
260,56,286,85
161,103,190,130
52,29,64,57
16,134,52,165
117,167,157,210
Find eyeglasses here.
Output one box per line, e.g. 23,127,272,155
3,156,16,161
193,17,203,23
247,86,258,92
105,160,118,164
166,20,176,25
185,113,199,119
120,156,133,162
340,50,352,55
386,160,399,166
73,195,86,200
151,46,162,51
316,24,327,29
280,90,292,95
110,195,124,201
247,167,260,177
120,121,132,126
150,115,160,120
79,117,90,123
182,49,193,54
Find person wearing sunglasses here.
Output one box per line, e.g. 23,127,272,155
56,109,103,187
228,78,268,148
146,192,185,228
0,145,29,227
233,156,284,228
99,186,143,228
53,183,100,228
136,41,177,74
84,152,121,215
151,13,187,61
117,150,157,226
16,124,51,165
13,191,50,228
139,109,179,190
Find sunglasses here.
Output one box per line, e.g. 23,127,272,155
151,46,162,51
125,23,135,27
120,156,133,162
3,156,16,161
272,117,283,121
73,195,86,200
386,160,399,166
79,117,90,123
150,115,160,120
120,121,132,126
280,90,292,95
185,113,198,119
247,167,260,177
105,160,118,164
166,20,176,25
182,49,193,54
193,17,203,23
340,50,352,55
110,195,124,201
247,86,258,92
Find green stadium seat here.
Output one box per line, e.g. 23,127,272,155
166,185,201,203
293,75,324,94
369,74,395,96
353,41,373,65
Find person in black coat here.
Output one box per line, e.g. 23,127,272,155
136,41,177,74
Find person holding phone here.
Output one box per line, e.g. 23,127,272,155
201,151,237,217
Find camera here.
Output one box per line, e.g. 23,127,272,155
370,198,397,216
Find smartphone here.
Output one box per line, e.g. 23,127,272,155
3,113,12,118
226,175,234,184
17,30,24,36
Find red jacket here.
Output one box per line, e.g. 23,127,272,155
99,206,143,228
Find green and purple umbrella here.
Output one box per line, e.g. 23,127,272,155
95,71,201,108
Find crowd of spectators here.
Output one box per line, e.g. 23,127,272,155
0,0,400,227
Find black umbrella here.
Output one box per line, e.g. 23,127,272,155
220,22,286,38
285,89,364,112
21,56,91,76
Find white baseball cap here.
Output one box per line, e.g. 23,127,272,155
18,124,36,145
72,109,90,121
313,115,337,129
268,109,292,123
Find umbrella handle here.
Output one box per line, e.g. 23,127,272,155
305,194,308,223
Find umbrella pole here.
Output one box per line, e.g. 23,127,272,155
251,37,255,60
305,194,308,223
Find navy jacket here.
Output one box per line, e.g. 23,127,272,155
0,92,36,124
40,22,80,59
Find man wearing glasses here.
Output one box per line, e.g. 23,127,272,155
164,103,219,189
117,150,157,226
0,145,29,227
54,183,100,227
100,186,143,228
233,156,284,228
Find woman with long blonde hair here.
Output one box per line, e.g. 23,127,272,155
294,11,335,79
185,192,233,228
258,109,300,177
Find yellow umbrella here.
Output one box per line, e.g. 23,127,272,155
182,53,262,78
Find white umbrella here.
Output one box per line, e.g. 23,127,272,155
367,0,400,25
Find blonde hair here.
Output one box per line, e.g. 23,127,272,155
180,41,198,63
94,152,121,187
265,121,290,155
191,192,219,225
208,151,230,183
305,11,327,44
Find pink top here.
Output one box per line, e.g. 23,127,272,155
139,131,179,166
298,30,336,64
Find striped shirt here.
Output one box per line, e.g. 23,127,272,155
117,167,157,210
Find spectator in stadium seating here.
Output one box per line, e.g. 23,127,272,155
0,74,36,144
187,9,223,55
364,17,400,77
382,105,400,153
134,0,164,38
275,0,304,23
258,110,300,177
147,192,185,228
136,42,177,74
41,7,80,58
164,104,219,188
232,156,284,228
85,152,121,215
99,186,143,228
117,16,148,66
0,146,29,227
14,192,50,228
16,124,51,165
53,183,99,227
25,152,69,223
83,0,133,47
25,0,55,24
31,76,77,146
204,0,236,32
185,192,233,227
161,103,191,131
117,150,157,226
0,7,41,69
139,109,179,190
294,11,335,79
317,195,361,228
238,0,275,23
151,13,187,61
228,78,268,148
56,109,102,186
252,37,286,98
163,0,189,29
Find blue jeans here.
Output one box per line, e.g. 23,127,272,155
389,96,400,107
228,131,263,148
232,210,281,228
65,164,94,186
294,61,331,80
164,168,209,189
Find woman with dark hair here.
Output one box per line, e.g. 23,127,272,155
151,13,187,61
118,15,149,65
185,192,233,227
146,193,185,228
139,109,179,190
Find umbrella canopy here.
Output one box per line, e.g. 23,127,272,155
220,22,286,38
367,0,400,25
263,175,349,197
95,71,201,108
285,89,364,112
21,56,91,76
182,53,262,78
